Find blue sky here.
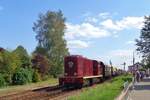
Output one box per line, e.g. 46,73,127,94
0,0,149,69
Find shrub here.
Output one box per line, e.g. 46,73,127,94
0,74,6,87
3,73,12,85
122,77,132,82
24,68,33,83
12,68,33,85
42,75,49,81
32,70,41,83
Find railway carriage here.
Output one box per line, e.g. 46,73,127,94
104,65,112,78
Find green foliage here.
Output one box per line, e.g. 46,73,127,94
13,45,31,68
49,64,63,78
33,10,69,77
0,49,23,85
10,51,22,72
121,76,132,82
0,51,13,74
0,46,32,86
12,68,33,85
25,68,34,83
2,73,12,85
0,74,6,87
32,70,41,82
0,46,51,87
136,16,150,67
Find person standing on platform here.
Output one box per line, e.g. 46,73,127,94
136,70,140,82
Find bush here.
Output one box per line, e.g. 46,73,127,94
32,70,41,83
24,68,33,83
121,74,132,82
0,74,6,87
3,74,12,85
122,77,132,82
42,75,49,81
12,68,33,85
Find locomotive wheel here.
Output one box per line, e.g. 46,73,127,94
99,78,104,83
77,84,83,89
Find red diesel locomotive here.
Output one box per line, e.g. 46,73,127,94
59,55,111,88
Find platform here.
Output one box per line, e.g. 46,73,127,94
128,77,150,100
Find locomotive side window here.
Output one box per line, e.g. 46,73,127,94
68,61,74,68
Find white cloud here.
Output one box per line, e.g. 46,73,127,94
82,12,92,17
65,13,144,57
114,34,119,38
101,19,121,30
66,15,144,40
110,49,133,57
85,17,98,23
107,49,134,68
101,16,144,31
67,40,89,49
106,49,142,68
126,40,135,45
98,12,110,19
84,12,111,23
65,23,110,39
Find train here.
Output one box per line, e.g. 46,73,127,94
59,55,123,88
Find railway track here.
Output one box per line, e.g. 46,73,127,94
0,84,95,100
0,77,114,100
0,85,63,100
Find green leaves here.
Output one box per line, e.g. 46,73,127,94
0,46,32,86
12,68,33,85
0,73,6,87
13,45,31,68
136,16,150,67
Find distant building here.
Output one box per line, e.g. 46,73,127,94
128,62,143,72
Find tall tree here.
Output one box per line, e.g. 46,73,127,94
33,10,69,77
136,16,150,67
13,45,31,68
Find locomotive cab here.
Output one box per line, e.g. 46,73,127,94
64,55,84,77
59,55,84,88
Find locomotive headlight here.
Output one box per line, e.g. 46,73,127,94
74,72,77,76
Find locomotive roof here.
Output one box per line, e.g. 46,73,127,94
68,55,83,57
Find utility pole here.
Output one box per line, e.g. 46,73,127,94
132,52,135,73
123,62,126,71
133,52,135,65
121,62,126,71
109,60,113,76
109,60,112,67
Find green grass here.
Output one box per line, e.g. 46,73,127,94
0,78,58,96
69,74,132,100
